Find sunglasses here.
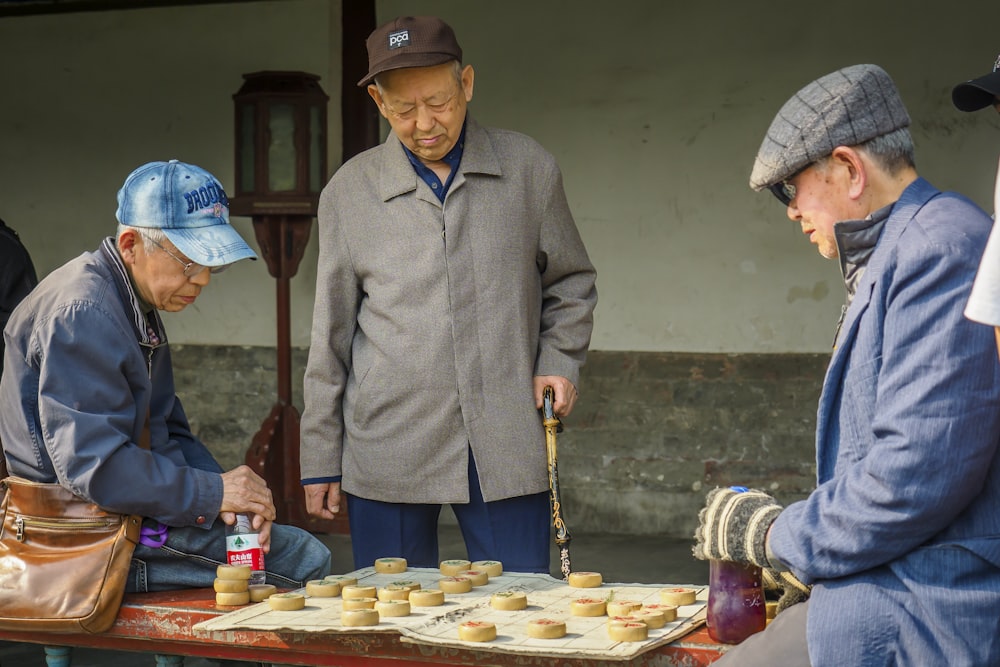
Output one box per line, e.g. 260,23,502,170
767,164,812,206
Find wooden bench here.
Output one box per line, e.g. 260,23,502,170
0,588,728,666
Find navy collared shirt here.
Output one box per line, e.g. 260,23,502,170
402,121,467,202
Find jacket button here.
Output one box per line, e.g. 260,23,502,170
196,515,206,525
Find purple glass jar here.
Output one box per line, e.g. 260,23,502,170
707,559,766,644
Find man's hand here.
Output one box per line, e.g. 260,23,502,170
304,481,342,520
219,465,276,523
692,486,782,568
762,568,811,614
534,375,579,417
257,518,274,554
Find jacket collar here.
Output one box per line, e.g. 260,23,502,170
377,115,502,203
834,203,892,304
97,237,166,349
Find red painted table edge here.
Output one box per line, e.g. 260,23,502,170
0,588,728,666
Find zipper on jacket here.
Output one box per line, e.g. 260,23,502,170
832,304,847,350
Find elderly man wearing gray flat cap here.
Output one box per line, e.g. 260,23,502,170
693,65,1000,666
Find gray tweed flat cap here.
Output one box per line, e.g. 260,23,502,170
749,64,911,191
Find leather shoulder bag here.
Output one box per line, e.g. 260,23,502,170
0,419,149,634
0,477,142,633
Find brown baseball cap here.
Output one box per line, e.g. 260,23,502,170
357,16,463,87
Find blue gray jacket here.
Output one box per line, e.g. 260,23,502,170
770,178,1000,666
0,238,224,526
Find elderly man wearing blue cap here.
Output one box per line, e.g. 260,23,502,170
0,160,330,593
693,66,1000,665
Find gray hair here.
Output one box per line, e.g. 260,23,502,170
373,59,463,97
856,127,916,175
117,224,166,256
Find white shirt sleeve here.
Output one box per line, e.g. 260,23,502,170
965,157,1000,327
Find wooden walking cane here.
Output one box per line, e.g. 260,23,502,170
543,386,572,580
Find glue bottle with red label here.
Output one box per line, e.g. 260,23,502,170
706,486,767,644
225,512,265,585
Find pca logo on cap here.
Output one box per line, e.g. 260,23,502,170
388,29,410,50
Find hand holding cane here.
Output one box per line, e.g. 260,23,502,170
543,386,572,579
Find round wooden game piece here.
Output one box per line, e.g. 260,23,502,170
215,591,250,606
438,576,473,594
458,620,497,642
567,571,603,588
608,615,640,624
409,589,445,607
373,557,408,574
213,577,248,593
267,593,305,611
471,560,503,577
526,618,567,639
324,574,358,588
341,584,377,599
570,597,607,616
490,590,528,611
607,600,642,617
388,579,421,592
342,596,377,610
456,569,489,586
634,608,668,629
375,599,411,617
608,620,649,642
642,603,677,622
378,585,411,601
341,608,379,627
439,559,472,576
305,579,341,597
216,564,252,580
659,587,697,606
248,584,277,602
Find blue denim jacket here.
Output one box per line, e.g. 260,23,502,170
0,238,224,527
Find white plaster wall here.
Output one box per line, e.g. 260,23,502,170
2,0,998,353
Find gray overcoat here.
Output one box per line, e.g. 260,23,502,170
301,115,597,504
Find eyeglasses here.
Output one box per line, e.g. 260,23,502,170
381,89,459,122
146,237,225,278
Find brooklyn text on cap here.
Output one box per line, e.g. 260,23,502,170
357,15,462,87
952,54,1000,112
115,160,257,267
749,64,911,194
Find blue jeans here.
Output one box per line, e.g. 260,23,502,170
126,519,331,592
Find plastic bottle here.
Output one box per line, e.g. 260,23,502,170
225,513,266,585
706,487,766,644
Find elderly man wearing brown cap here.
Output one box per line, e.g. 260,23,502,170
955,54,1000,362
300,16,597,574
693,65,1000,666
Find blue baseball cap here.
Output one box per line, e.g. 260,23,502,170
115,160,257,267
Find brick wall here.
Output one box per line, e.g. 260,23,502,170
172,347,827,538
